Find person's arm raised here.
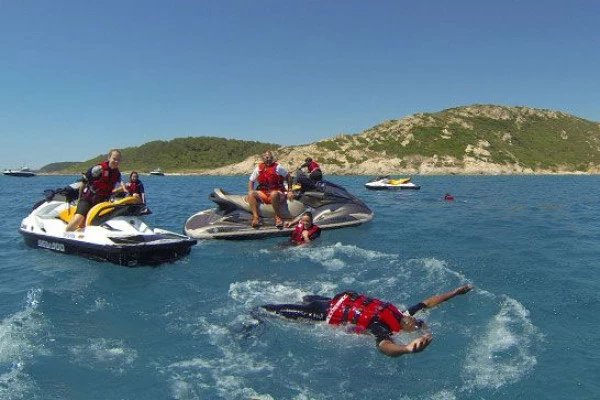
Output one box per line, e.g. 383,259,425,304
421,284,474,309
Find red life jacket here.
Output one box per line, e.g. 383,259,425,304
326,292,404,333
83,161,121,203
256,162,285,192
290,221,321,244
307,160,321,173
126,181,141,195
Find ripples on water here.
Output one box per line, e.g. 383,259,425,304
1,175,599,399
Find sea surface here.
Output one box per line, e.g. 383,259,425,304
1,174,599,400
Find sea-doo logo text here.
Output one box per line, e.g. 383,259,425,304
38,240,66,252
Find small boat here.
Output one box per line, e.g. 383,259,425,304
20,184,197,266
184,171,374,240
364,175,420,190
149,168,165,176
3,167,36,177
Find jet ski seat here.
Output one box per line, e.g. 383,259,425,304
85,196,141,226
56,197,141,226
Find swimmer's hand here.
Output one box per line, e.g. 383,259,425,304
455,284,474,295
378,333,433,357
408,333,433,353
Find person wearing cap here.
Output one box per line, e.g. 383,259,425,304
299,157,323,182
248,151,294,228
259,284,474,357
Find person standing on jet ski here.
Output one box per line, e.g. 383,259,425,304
299,157,323,182
248,151,294,228
65,149,127,231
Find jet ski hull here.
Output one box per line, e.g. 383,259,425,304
20,228,196,266
20,190,196,266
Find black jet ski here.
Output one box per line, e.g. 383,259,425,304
183,172,374,240
20,184,197,266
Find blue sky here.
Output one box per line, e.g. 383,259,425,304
1,1,598,169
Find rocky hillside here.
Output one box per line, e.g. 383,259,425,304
209,104,600,175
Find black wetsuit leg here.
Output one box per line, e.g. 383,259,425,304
262,301,329,321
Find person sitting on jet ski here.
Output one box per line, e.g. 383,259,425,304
125,171,146,204
65,149,127,231
284,211,321,245
248,151,294,228
259,284,473,357
299,157,323,182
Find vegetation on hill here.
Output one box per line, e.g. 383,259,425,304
305,104,600,173
39,105,600,175
43,137,279,174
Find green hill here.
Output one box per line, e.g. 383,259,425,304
41,137,279,174
302,104,600,174
40,105,600,175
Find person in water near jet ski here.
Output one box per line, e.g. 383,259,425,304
284,211,321,245
65,149,127,231
260,284,473,357
248,151,294,228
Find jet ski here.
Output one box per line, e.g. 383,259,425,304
184,171,374,240
364,175,421,190
19,184,197,266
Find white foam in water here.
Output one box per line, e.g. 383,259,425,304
461,296,540,391
0,289,44,399
70,338,137,375
282,242,396,271
229,280,337,306
165,317,276,400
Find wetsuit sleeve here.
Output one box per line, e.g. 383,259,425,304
368,321,393,345
406,302,427,316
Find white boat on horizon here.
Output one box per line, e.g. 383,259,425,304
149,168,165,176
3,167,36,177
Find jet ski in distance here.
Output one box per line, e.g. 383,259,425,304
184,171,374,240
364,175,421,190
20,184,197,266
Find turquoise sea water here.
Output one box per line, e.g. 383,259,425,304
1,174,599,399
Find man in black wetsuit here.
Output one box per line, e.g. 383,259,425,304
260,284,473,357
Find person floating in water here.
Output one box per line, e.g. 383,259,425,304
284,211,321,245
444,193,455,201
260,284,474,357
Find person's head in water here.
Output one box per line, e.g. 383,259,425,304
301,212,314,229
399,314,426,332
